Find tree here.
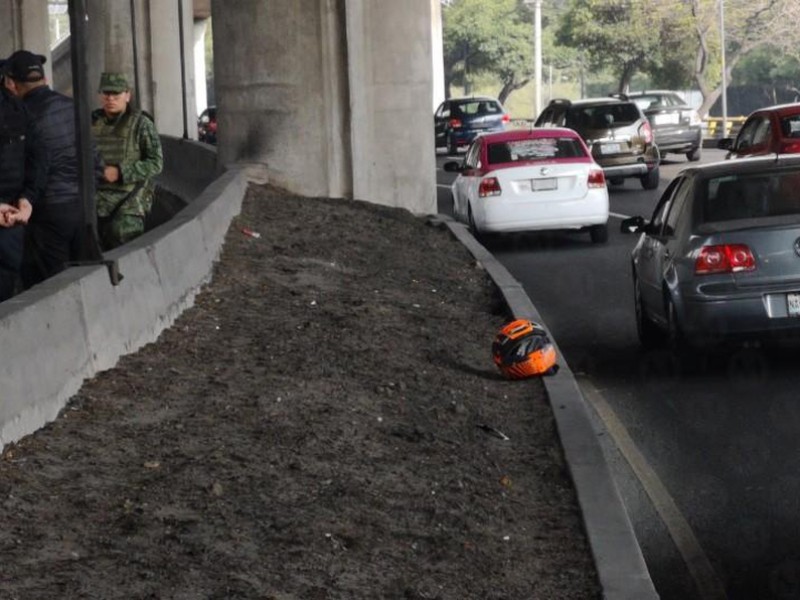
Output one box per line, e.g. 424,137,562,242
442,0,533,102
688,0,800,116
557,0,664,93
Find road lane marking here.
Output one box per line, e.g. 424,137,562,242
436,184,451,189
609,211,630,219
577,376,728,600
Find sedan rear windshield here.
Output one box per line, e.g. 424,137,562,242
453,101,503,117
487,137,586,165
565,103,640,129
702,171,800,223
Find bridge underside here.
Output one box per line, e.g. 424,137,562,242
0,0,439,213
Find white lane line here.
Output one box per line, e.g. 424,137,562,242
609,211,631,220
436,184,452,189
577,376,728,600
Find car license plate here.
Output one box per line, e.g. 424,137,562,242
600,143,622,155
788,292,800,317
532,178,557,191
654,113,680,125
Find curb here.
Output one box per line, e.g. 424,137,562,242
433,215,659,600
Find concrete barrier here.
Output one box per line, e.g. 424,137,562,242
0,136,248,449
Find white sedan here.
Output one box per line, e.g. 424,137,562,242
444,127,610,243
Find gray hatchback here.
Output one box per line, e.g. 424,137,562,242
622,155,800,347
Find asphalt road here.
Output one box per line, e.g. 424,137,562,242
436,147,800,600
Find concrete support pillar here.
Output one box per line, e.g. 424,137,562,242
431,0,445,111
193,19,208,117
149,0,195,138
212,0,435,214
0,0,51,79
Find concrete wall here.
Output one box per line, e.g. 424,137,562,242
0,138,247,449
212,0,436,215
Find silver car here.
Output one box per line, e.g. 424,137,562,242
622,155,800,347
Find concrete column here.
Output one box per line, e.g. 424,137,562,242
431,0,445,111
344,0,436,213
212,0,436,214
149,0,195,137
0,0,50,80
193,18,208,117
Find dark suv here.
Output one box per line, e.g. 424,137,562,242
434,96,509,155
535,95,661,189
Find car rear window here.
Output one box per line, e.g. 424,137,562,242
566,103,641,129
487,137,586,165
453,100,502,117
702,171,800,222
780,114,800,138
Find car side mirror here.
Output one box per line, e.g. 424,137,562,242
620,215,646,234
443,161,463,173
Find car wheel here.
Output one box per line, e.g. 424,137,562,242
634,275,661,346
641,166,660,190
589,224,608,244
686,146,702,162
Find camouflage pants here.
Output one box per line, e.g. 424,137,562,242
98,213,145,251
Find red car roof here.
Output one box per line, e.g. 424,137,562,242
478,127,580,144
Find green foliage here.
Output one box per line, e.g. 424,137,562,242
557,0,662,92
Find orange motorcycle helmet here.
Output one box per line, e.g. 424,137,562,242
492,319,557,379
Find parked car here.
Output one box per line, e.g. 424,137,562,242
628,90,703,162
443,127,609,243
434,96,509,155
534,95,661,190
621,154,800,348
717,103,800,159
198,106,217,144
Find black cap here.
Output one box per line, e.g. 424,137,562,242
1,50,46,82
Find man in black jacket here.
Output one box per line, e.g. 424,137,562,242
2,50,84,291
0,81,42,301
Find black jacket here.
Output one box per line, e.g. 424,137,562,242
22,85,80,206
0,89,41,204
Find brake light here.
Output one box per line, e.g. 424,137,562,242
588,168,605,188
449,118,463,129
502,114,510,123
780,141,800,154
479,177,502,197
638,120,654,144
695,244,756,275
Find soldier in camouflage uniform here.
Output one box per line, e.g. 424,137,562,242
92,72,163,250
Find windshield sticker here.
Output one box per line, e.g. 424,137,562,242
509,139,560,159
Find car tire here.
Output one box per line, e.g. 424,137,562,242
641,166,660,190
686,146,702,162
634,275,661,346
589,224,608,244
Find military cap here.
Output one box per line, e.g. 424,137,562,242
1,50,46,82
98,72,130,94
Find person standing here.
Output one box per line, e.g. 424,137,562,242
92,72,163,250
2,50,84,290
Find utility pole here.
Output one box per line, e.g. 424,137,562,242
719,0,728,137
523,0,543,119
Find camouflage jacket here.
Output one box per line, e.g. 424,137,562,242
92,106,163,218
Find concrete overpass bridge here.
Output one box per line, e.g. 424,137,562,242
0,0,443,214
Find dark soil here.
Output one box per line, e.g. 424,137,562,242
0,185,601,599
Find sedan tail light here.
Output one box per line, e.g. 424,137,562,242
479,177,502,197
502,114,511,124
588,168,606,188
449,118,463,129
695,244,756,275
638,120,654,145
